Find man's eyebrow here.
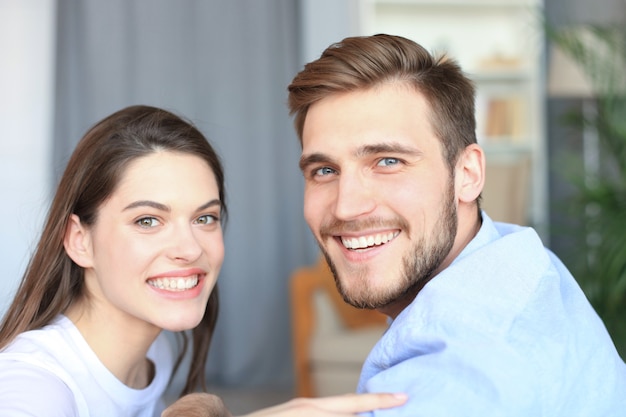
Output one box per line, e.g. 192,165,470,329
299,142,422,172
123,199,221,212
299,153,334,172
355,142,423,157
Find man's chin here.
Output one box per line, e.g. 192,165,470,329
337,282,398,310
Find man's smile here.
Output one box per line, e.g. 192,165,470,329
340,231,400,250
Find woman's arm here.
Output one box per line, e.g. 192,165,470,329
162,392,407,417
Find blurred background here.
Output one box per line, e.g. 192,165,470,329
1,0,625,413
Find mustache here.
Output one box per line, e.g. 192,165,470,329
320,216,410,236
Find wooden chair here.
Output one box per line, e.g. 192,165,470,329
290,256,388,397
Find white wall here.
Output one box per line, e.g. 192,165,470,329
298,0,361,64
0,0,55,316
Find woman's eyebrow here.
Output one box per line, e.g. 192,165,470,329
123,200,169,212
197,199,221,212
122,199,220,212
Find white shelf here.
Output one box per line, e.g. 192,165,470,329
359,0,547,233
371,0,537,8
469,70,531,83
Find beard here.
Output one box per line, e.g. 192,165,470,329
319,177,458,310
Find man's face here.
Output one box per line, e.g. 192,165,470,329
299,82,459,317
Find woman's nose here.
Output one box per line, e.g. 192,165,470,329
167,224,203,262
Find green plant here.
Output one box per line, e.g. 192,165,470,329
547,24,626,359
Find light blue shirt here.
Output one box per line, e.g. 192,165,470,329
358,213,626,416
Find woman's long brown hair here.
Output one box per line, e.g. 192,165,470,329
0,105,227,396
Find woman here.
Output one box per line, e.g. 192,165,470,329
0,105,225,415
0,105,404,417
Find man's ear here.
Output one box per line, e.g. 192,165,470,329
456,143,485,204
63,214,94,268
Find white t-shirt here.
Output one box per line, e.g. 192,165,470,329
0,315,174,417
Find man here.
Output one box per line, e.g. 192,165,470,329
163,34,625,416
286,34,626,416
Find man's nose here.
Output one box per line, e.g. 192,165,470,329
333,172,376,220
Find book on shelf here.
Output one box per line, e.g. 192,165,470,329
482,95,525,142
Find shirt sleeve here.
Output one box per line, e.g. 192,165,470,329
0,360,79,417
359,334,542,417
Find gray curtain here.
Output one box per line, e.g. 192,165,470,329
53,0,319,390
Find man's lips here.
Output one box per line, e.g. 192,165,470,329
340,230,400,250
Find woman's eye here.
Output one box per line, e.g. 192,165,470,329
314,166,336,177
196,214,217,225
136,217,160,228
377,157,400,167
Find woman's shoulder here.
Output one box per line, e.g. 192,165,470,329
0,314,87,394
1,315,73,356
0,359,80,416
0,316,97,415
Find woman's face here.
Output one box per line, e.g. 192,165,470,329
70,151,224,333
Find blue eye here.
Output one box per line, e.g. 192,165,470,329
378,157,399,167
314,166,336,176
136,217,160,228
195,214,218,225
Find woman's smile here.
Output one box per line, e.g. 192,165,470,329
147,274,200,291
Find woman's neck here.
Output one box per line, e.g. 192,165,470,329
65,299,161,389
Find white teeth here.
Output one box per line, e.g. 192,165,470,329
341,231,399,250
148,275,199,291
